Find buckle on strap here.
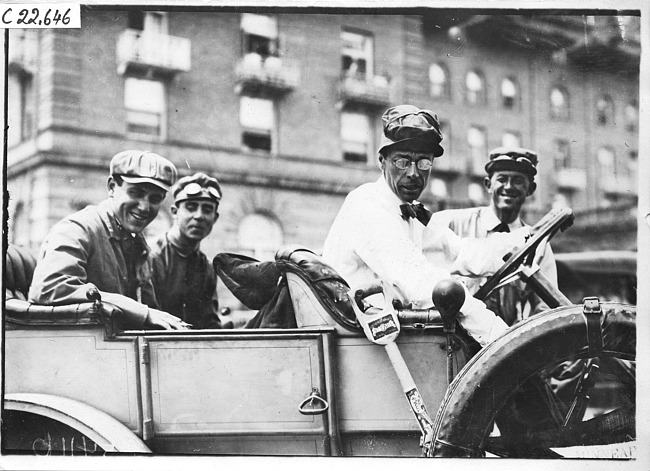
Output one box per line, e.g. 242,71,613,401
582,297,603,356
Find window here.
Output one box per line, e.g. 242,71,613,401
430,178,448,200
501,131,521,149
241,13,278,58
124,77,166,138
238,213,283,261
467,126,487,173
10,202,30,247
627,149,638,177
465,70,485,105
501,77,518,109
550,86,569,120
341,112,371,163
468,182,485,204
7,74,34,146
128,11,167,34
429,63,449,98
625,101,638,132
553,139,571,170
596,95,615,125
341,30,373,79
597,147,616,177
240,97,274,152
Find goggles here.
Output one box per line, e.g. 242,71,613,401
491,154,535,166
392,158,433,171
174,182,221,203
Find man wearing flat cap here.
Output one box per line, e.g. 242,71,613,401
29,150,189,331
150,173,225,329
323,105,533,347
429,147,558,326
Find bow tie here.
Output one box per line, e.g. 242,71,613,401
492,222,510,233
400,202,432,226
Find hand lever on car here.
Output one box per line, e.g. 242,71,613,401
432,279,465,384
351,284,436,457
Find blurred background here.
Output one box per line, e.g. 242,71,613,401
3,7,640,315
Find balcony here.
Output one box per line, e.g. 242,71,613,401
555,168,587,191
8,33,37,76
601,174,637,197
234,53,301,97
338,73,391,108
117,29,191,76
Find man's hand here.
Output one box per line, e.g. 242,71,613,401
530,207,566,236
145,308,192,330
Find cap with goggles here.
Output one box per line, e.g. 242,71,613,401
173,173,222,205
485,147,538,179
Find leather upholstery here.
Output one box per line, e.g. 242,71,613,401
275,245,360,330
4,245,106,326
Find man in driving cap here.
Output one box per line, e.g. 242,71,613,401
323,105,534,347
429,147,558,326
29,150,189,331
150,173,227,329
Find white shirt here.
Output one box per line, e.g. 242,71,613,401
429,206,558,321
322,178,529,346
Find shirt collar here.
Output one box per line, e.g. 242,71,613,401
375,176,409,209
166,225,201,258
482,206,524,233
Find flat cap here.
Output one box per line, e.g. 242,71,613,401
110,150,177,191
485,147,538,179
378,105,444,157
173,172,223,205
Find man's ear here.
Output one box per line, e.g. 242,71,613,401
527,181,537,196
378,153,386,171
170,205,178,216
483,176,492,191
106,176,116,196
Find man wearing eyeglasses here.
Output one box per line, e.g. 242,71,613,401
323,105,533,347
429,147,558,326
150,173,225,329
29,150,190,331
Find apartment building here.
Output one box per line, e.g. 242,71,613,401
5,8,640,306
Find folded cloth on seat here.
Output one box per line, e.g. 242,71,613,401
213,253,296,328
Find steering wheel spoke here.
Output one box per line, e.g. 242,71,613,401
475,207,574,302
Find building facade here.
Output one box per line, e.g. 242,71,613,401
5,8,640,308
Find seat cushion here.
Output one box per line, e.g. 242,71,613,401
5,245,37,301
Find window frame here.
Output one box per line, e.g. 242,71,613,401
123,76,167,141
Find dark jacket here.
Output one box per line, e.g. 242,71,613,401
150,232,222,329
28,199,156,326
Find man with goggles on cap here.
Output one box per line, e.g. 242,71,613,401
150,173,225,329
323,105,536,347
429,147,558,326
29,150,190,331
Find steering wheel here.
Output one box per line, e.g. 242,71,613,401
474,207,574,302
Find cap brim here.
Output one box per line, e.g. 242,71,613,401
378,136,444,157
120,175,171,191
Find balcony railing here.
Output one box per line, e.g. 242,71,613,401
8,33,37,76
338,73,391,108
117,29,191,76
234,53,301,96
434,152,466,174
555,168,587,191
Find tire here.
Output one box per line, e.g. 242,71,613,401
431,301,636,458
